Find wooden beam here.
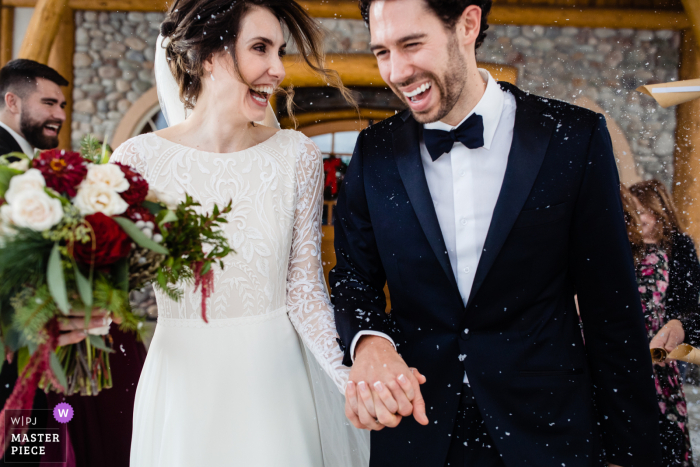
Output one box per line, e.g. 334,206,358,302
682,0,700,49
17,0,67,63
281,54,518,88
48,8,74,151
490,6,689,29
674,30,700,245
297,0,362,19
280,108,396,129
0,0,691,30
0,7,13,67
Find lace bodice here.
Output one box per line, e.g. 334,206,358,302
111,130,348,391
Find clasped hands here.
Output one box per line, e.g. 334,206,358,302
57,309,117,346
345,335,429,431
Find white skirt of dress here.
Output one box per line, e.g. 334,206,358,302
130,307,324,467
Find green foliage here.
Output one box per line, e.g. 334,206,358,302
0,165,23,198
49,351,68,390
0,152,29,165
113,217,169,255
47,243,69,315
155,194,233,295
0,228,53,299
92,274,142,333
79,135,112,164
10,286,58,346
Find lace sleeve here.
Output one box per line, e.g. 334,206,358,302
286,135,349,394
109,137,148,175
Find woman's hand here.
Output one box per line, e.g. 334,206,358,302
650,319,685,365
57,310,112,346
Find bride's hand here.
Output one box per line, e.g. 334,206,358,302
57,309,112,346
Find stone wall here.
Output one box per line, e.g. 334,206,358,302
72,14,679,186
72,11,164,149
480,26,679,187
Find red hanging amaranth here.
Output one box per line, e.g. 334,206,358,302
0,319,63,457
193,261,214,323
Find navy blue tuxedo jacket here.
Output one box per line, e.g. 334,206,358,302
331,83,660,466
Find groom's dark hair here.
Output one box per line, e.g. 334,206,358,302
358,0,492,49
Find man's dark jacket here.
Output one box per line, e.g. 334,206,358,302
331,83,660,466
0,125,24,159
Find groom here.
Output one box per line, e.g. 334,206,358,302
330,0,660,465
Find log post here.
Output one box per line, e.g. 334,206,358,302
17,0,66,63
0,6,12,66
674,30,700,244
48,8,73,150
682,0,700,49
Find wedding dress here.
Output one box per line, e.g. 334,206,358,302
108,35,369,467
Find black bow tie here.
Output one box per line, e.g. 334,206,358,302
423,113,485,162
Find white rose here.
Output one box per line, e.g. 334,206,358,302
146,187,179,210
5,169,46,204
84,164,129,193
73,182,129,216
6,189,63,231
8,159,29,171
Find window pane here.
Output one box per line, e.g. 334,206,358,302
154,110,168,130
334,131,360,154
311,134,332,153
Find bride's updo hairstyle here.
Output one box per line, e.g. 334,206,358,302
160,0,353,118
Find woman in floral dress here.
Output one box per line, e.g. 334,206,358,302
622,183,696,466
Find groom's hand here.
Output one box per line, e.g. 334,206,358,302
345,335,428,430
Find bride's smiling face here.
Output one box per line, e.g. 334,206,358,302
203,6,286,122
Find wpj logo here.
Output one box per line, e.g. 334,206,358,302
3,403,71,463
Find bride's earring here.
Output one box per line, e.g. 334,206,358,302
210,72,215,81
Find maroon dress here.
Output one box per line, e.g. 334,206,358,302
41,323,147,467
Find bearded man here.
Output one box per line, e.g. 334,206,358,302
0,59,67,159
330,0,660,465
0,58,67,465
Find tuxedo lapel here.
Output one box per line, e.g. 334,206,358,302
0,126,24,156
466,85,555,308
393,113,459,294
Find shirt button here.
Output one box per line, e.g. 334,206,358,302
463,267,470,273
460,218,467,225
460,171,466,177
461,328,470,340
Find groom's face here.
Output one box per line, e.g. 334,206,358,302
369,0,469,124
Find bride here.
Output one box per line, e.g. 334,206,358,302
110,0,368,465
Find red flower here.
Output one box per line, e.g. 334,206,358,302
73,213,131,266
114,163,148,205
124,205,156,225
32,150,87,197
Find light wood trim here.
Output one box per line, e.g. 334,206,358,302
0,7,13,66
682,0,700,50
48,9,74,151
674,30,700,245
281,54,518,88
300,118,370,137
490,6,689,29
111,86,159,148
281,108,396,129
17,0,67,63
0,0,690,30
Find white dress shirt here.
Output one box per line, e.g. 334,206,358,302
350,70,517,386
0,121,35,158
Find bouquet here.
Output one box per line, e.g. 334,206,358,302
0,136,232,444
